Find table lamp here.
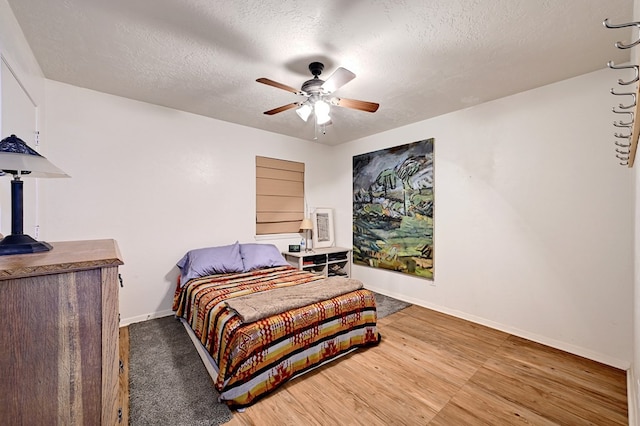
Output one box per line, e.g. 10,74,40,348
299,218,313,252
0,134,69,255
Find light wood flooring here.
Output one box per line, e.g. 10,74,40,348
225,305,628,425
119,326,130,425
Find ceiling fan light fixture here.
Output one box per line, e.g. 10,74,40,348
257,62,379,135
296,103,312,122
314,99,330,115
314,99,331,125
316,112,331,125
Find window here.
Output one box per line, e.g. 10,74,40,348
256,156,304,235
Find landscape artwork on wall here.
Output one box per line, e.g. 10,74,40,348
353,138,434,279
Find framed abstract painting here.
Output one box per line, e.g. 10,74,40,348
352,138,434,279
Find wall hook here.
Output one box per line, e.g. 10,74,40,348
613,110,634,125
615,131,632,138
607,62,640,85
603,19,640,49
611,88,637,109
603,18,640,29
612,108,634,118
613,121,632,129
610,89,636,95
616,39,640,49
617,153,630,161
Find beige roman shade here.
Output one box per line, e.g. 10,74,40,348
256,156,305,235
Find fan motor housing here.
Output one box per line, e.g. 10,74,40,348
301,62,326,94
301,78,324,94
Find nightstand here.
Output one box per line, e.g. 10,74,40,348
283,247,352,278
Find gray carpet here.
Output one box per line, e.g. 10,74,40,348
129,292,411,425
374,292,412,318
129,317,233,426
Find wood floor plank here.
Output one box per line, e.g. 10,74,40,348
232,382,324,426
118,326,129,425
324,348,440,424
289,366,390,424
386,312,507,368
493,340,625,408
377,325,485,386
470,365,627,425
497,335,628,397
347,337,461,411
430,381,560,426
479,356,628,422
318,353,437,425
401,305,510,349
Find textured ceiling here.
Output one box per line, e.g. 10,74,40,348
6,0,634,145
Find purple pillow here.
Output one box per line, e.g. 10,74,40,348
240,243,289,271
177,242,244,285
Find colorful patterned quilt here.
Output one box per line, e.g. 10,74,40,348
172,266,380,407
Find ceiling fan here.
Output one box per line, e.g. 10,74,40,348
256,62,379,126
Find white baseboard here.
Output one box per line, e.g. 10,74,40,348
119,309,174,327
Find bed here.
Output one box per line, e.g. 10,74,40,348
172,242,380,407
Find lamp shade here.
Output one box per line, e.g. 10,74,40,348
299,218,313,230
0,134,69,255
314,100,331,125
0,134,68,177
296,103,312,122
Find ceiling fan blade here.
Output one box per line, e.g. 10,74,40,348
321,67,355,93
335,97,379,113
263,103,299,115
256,78,302,95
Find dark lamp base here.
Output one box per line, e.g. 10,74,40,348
0,234,52,255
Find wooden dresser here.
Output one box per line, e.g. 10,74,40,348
0,239,124,425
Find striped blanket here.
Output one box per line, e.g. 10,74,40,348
172,266,380,407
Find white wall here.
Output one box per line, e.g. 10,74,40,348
333,68,635,369
42,80,333,323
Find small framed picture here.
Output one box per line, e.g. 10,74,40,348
312,208,335,248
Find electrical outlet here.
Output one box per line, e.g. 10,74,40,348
34,225,39,239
